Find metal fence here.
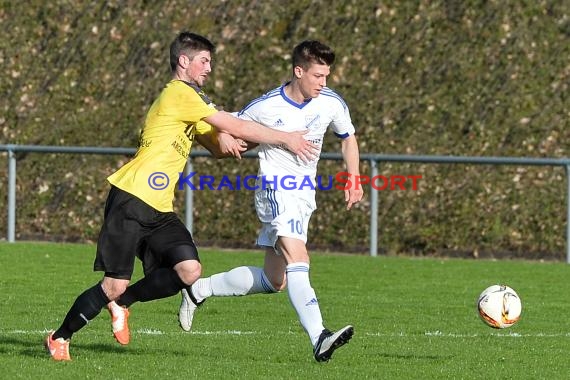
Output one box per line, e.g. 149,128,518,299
2,144,570,262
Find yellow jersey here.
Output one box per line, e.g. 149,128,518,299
108,80,218,212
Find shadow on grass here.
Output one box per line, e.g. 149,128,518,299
0,334,191,360
0,335,132,358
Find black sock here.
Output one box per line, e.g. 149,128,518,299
53,283,110,340
117,268,186,308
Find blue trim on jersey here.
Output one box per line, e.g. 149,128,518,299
280,83,311,109
238,84,347,115
238,87,281,116
321,87,348,109
335,132,350,139
267,188,278,218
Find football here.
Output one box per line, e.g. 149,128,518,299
477,285,522,328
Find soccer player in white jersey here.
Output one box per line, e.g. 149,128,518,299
179,40,363,362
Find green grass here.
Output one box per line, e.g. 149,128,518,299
1,242,570,379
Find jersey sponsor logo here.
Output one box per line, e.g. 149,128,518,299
304,115,320,129
306,138,322,145
171,139,189,159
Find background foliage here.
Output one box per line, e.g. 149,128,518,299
0,0,568,258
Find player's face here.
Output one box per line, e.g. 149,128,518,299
297,63,330,99
182,50,212,86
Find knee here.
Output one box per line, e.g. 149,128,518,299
101,278,129,300
174,260,202,286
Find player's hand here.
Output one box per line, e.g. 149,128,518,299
217,132,247,159
285,130,318,164
345,185,364,210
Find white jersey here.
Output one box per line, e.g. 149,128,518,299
238,83,355,200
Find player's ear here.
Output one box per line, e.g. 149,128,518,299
178,54,190,69
294,65,304,79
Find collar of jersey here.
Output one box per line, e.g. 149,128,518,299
280,82,312,109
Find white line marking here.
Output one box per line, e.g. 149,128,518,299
5,329,570,338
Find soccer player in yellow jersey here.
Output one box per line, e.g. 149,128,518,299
44,31,316,361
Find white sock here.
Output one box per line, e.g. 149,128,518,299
192,266,276,302
286,262,324,345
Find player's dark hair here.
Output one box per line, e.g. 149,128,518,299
292,40,335,70
170,32,215,72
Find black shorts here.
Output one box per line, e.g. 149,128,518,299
94,186,199,280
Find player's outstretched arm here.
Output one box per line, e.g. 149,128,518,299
204,111,317,163
194,131,246,159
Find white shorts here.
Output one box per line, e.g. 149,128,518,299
255,188,316,248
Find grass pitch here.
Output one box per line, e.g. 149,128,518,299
1,242,570,379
